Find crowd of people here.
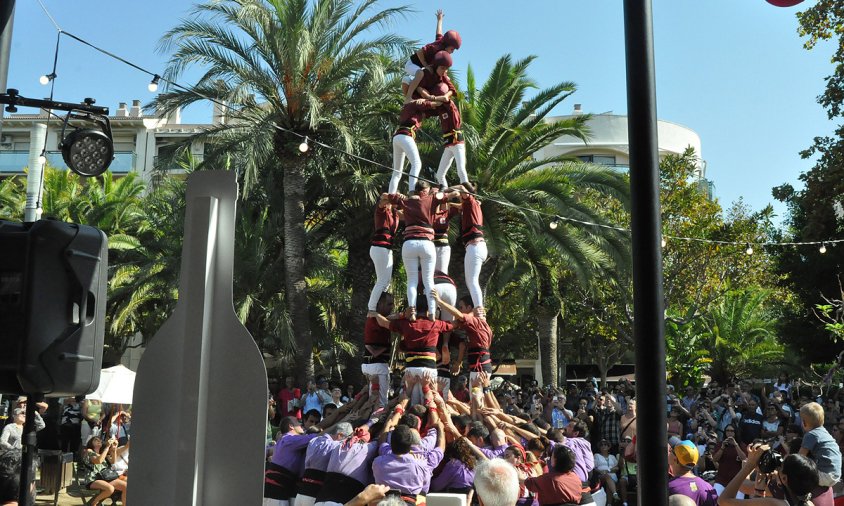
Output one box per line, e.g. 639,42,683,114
263,371,844,506
261,9,844,506
0,395,131,505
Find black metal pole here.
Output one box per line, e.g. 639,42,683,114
623,1,668,505
0,0,15,136
19,394,41,506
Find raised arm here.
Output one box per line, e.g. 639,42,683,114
435,10,444,37
431,288,465,321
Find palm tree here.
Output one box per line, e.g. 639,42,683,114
441,55,631,386
703,287,783,384
153,0,411,381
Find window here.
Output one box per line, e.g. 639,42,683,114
577,154,617,166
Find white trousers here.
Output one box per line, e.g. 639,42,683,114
405,367,438,406
402,239,436,314
367,246,393,311
361,362,390,407
465,241,488,308
402,59,420,86
263,500,289,506
315,502,343,506
435,143,468,188
434,281,456,322
435,245,451,274
389,135,422,194
294,495,316,506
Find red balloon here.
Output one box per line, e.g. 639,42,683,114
765,0,804,6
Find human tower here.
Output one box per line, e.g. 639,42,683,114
361,10,494,407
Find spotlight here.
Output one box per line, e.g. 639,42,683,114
661,237,667,248
298,136,309,153
39,73,56,86
549,219,559,230
58,110,114,177
745,244,754,255
820,243,827,254
148,75,160,92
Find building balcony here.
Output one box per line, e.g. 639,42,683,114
0,151,136,174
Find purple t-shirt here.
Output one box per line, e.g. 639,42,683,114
326,440,379,485
480,444,509,459
271,432,321,476
303,433,340,471
667,475,718,506
372,446,445,495
430,458,474,491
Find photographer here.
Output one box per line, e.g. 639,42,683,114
719,443,819,506
713,425,747,496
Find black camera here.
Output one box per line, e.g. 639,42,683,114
758,449,784,473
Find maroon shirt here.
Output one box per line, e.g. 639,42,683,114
463,313,492,372
365,317,392,348
388,193,446,241
433,205,460,246
410,33,445,68
396,99,440,138
371,205,399,248
438,101,463,146
414,68,457,101
390,319,454,369
460,194,483,243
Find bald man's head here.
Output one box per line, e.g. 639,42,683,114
669,494,697,506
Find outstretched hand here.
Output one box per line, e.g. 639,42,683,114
436,9,444,20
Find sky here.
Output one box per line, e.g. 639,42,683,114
4,0,837,222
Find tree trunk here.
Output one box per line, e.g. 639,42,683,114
537,305,559,387
280,153,314,383
343,226,374,389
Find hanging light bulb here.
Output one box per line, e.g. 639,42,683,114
745,244,754,255
549,219,559,230
39,73,56,85
819,243,827,254
298,136,310,153
38,151,47,165
148,75,161,92
661,237,667,248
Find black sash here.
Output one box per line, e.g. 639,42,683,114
264,462,297,500
296,468,326,498
315,472,366,504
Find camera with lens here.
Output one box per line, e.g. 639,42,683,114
757,449,784,473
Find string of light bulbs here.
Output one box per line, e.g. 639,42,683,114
30,4,844,254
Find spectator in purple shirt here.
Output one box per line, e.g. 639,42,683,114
294,423,352,506
561,420,595,484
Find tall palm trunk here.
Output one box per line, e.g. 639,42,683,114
344,228,373,388
537,304,559,387
280,151,314,383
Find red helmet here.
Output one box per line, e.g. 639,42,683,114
432,51,453,69
441,30,462,50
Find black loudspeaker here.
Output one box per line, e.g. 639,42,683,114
0,219,107,396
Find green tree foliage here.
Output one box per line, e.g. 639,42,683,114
770,1,844,363
153,0,412,382
701,288,783,385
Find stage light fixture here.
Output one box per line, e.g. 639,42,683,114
58,109,115,177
